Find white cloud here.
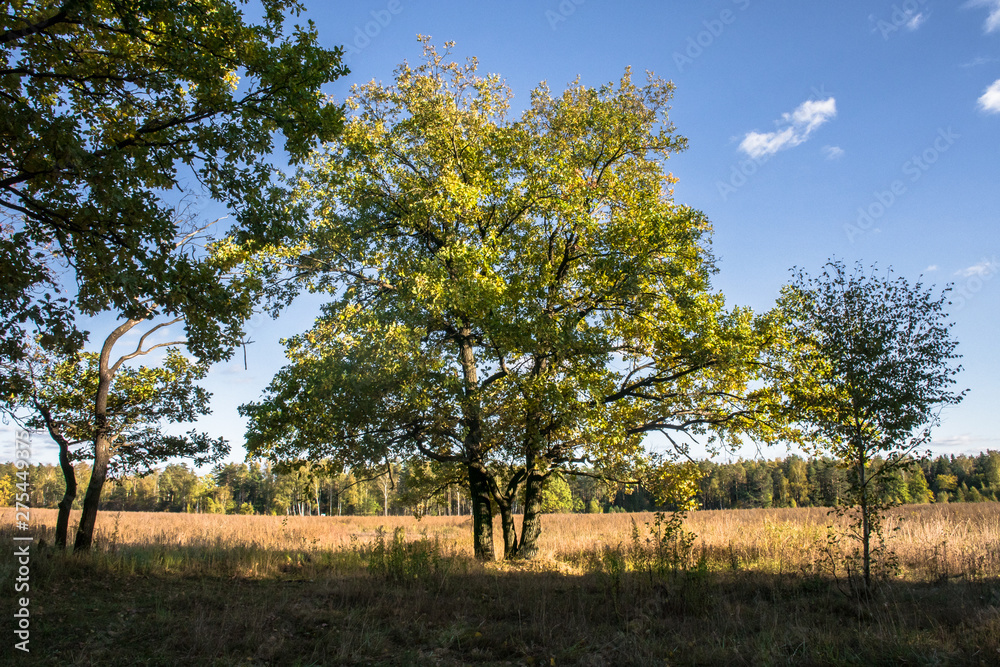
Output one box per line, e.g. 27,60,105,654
739,128,797,159
739,98,837,159
977,78,1000,113
787,98,838,132
955,258,998,278
906,12,927,30
966,0,1000,33
925,265,939,273
822,145,845,160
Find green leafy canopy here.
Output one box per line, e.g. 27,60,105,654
9,345,227,477
778,259,966,463
243,39,787,499
1,0,347,378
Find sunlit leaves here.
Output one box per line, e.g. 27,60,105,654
246,40,783,509
1,0,347,380
8,344,227,477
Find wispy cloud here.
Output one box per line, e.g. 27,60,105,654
739,98,837,159
925,265,939,273
966,0,1000,33
822,145,845,160
930,434,999,452
978,79,1000,113
955,258,998,278
906,12,927,30
961,55,997,68
867,6,929,38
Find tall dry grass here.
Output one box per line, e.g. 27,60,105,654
5,502,999,581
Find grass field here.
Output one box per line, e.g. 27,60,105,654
3,504,1000,665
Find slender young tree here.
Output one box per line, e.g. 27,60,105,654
778,260,966,588
4,343,226,547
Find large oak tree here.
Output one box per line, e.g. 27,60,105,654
243,40,784,560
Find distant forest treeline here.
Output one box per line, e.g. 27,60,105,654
3,451,999,516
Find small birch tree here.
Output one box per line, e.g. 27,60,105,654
778,260,966,589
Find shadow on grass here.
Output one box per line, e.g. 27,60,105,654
17,538,1000,667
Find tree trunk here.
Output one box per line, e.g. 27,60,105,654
74,431,110,551
859,458,871,590
468,464,496,561
495,495,518,560
75,318,138,551
39,409,76,549
456,327,496,560
517,400,548,560
54,441,76,549
517,468,546,559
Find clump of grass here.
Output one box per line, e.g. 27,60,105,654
632,510,699,576
362,526,452,584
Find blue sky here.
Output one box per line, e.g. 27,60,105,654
6,0,999,466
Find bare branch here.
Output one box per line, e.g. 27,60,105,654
110,317,185,374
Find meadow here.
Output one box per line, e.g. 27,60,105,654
3,504,1000,665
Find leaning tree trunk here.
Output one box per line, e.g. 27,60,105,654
39,409,76,549
74,429,110,551
74,319,135,552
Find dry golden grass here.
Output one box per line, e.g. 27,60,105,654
6,502,1000,580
